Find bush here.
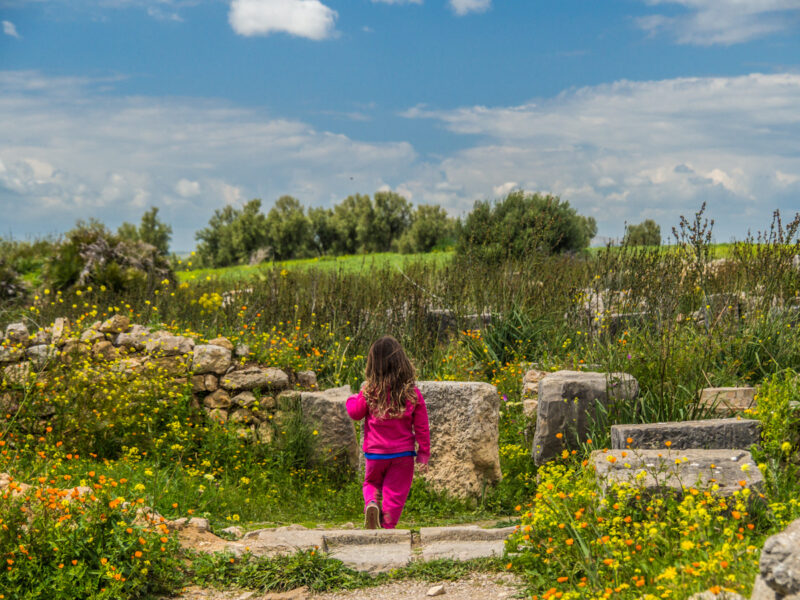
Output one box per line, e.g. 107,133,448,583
397,204,456,254
0,256,27,303
44,220,174,293
117,206,173,255
456,192,596,263
623,219,661,246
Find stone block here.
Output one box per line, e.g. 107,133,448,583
299,386,359,469
611,418,761,451
80,329,104,344
297,370,317,389
51,317,70,346
755,518,800,600
26,344,56,369
0,344,24,364
208,336,234,351
521,368,547,398
416,381,502,499
115,325,150,351
192,344,232,375
532,370,639,465
5,322,29,345
204,389,231,409
221,367,289,392
204,374,219,392
98,315,131,334
324,529,412,574
699,387,757,414
145,334,195,357
3,362,31,386
592,448,763,497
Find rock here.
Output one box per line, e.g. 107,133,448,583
419,526,514,562
229,407,255,424
521,368,547,398
754,518,800,599
416,381,502,499
31,329,51,346
204,374,219,392
699,387,757,414
25,344,56,369
80,328,105,344
209,336,234,351
93,340,118,361
324,529,412,574
689,591,746,600
204,389,232,409
591,449,763,497
191,375,207,393
256,422,274,444
51,317,70,346
187,517,210,532
5,322,29,345
299,386,359,469
297,370,318,389
192,344,232,375
610,419,761,451
240,526,326,554
221,367,289,392
146,334,195,357
220,526,244,539
113,357,143,375
206,408,228,424
150,356,190,376
98,314,131,334
532,370,639,465
427,585,445,597
232,391,256,407
3,362,31,386
522,399,538,420
0,344,24,363
115,324,150,351
60,341,90,363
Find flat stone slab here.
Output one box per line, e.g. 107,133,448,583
592,449,763,497
419,525,515,543
610,418,761,451
327,542,413,574
238,527,326,555
699,387,757,414
420,540,505,562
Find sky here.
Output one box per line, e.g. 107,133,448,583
1,0,799,251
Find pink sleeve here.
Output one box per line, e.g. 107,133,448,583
346,391,368,421
413,388,430,464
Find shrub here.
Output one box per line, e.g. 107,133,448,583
456,192,596,263
117,206,173,256
623,219,661,246
0,257,27,303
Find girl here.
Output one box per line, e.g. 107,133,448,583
346,335,430,530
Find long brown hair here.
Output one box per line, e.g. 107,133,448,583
363,335,417,419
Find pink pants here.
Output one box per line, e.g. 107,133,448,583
363,456,415,529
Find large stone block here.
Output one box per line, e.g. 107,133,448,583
191,344,232,375
699,387,757,414
115,324,150,351
220,366,289,392
98,315,131,334
145,334,195,357
416,381,502,500
532,370,638,465
611,418,761,451
5,322,29,346
299,386,359,469
751,518,800,600
592,448,763,497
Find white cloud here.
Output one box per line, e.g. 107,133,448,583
228,0,338,40
0,70,415,249
400,73,800,238
637,0,800,45
2,20,20,38
449,0,491,16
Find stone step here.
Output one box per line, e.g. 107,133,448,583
418,526,515,562
591,448,763,497
699,387,757,414
610,418,761,451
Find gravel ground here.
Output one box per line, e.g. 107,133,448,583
169,573,524,600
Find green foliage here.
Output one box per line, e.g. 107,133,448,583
398,204,456,253
456,191,597,263
118,207,173,255
0,256,27,303
195,199,270,267
623,219,661,246
265,196,313,260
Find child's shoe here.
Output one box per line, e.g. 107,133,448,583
364,501,380,529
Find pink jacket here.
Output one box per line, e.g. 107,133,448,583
346,387,431,464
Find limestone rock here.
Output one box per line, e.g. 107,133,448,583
204,374,219,392
0,344,24,363
610,419,761,451
427,585,445,597
416,381,502,499
192,344,232,375
149,356,190,376
116,324,150,351
221,367,289,392
699,387,757,414
324,529,412,574
688,591,746,600
232,391,256,407
60,341,90,363
113,357,143,375
297,370,317,389
592,448,763,497
146,334,195,357
256,422,274,444
191,375,207,393
99,314,131,334
80,328,105,344
206,408,228,424
209,337,234,351
755,518,800,599
234,344,251,358
532,370,639,465
3,362,31,386
220,526,244,539
51,317,70,346
93,340,118,361
521,368,547,398
5,322,29,345
31,329,51,346
204,389,232,409
229,407,255,424
299,385,359,469
26,344,56,369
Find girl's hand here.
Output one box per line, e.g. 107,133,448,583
416,463,429,474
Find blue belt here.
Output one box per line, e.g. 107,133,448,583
364,451,416,460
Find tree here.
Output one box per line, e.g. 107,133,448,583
371,191,412,253
117,206,173,255
195,199,269,267
265,196,313,260
397,204,456,253
456,191,596,262
308,207,339,256
624,219,661,246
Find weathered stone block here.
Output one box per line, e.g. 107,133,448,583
521,368,547,399
699,387,757,414
192,344,232,375
220,367,289,392
300,385,359,469
51,317,70,346
204,389,231,409
592,448,763,497
753,518,800,600
204,374,219,392
416,381,502,500
80,329,104,344
208,336,234,351
115,325,150,351
297,370,317,389
532,370,639,465
5,322,29,345
611,418,761,451
98,315,131,334
3,362,32,386
0,344,24,364
145,334,195,357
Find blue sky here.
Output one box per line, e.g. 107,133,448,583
1,1,799,250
